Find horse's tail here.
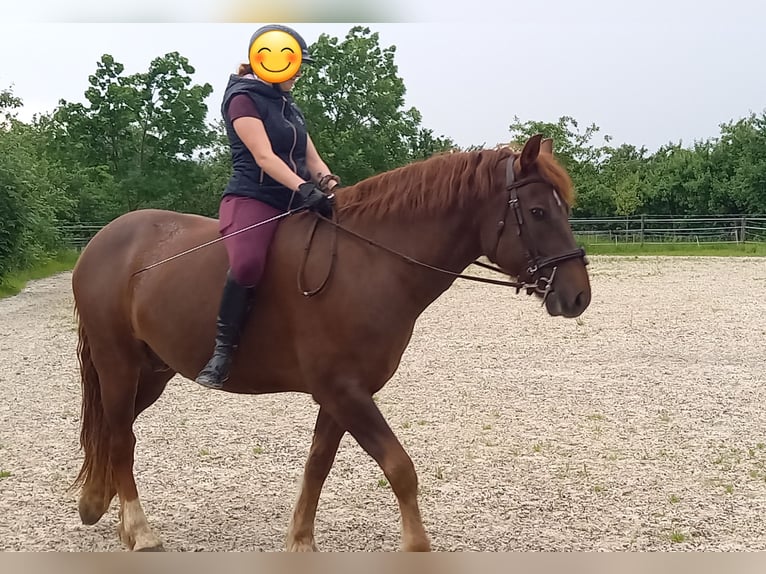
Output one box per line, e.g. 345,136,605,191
69,313,112,495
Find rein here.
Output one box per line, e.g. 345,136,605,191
132,153,587,305
298,211,534,295
298,154,588,301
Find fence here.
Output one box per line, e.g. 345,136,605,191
570,215,766,245
57,215,766,251
56,224,106,250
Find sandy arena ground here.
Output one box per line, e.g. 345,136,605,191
1,256,766,552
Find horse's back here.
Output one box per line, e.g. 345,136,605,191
82,209,218,266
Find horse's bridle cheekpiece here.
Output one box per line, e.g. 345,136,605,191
480,155,588,304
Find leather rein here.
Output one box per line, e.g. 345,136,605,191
298,154,588,302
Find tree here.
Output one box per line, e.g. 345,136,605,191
0,87,22,127
598,144,650,216
508,115,613,216
709,112,766,214
0,87,73,280
45,52,216,217
292,26,454,185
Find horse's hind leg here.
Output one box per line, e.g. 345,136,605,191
116,363,175,552
317,383,431,552
286,407,345,552
96,349,169,551
77,361,172,527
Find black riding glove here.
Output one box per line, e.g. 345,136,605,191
296,182,334,218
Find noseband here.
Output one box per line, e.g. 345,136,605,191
481,155,588,303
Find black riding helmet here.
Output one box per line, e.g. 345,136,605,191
248,24,315,65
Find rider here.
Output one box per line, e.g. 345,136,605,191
195,24,340,390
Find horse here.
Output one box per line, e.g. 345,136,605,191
69,133,591,552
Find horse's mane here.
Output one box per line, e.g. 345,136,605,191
333,147,575,219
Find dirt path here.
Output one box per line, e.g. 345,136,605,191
1,256,766,551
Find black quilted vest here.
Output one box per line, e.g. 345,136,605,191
220,74,311,211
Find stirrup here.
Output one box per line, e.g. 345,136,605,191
195,354,232,390
195,372,227,390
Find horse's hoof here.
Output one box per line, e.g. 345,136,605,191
78,497,107,525
78,508,103,526
288,542,318,552
135,544,165,552
286,536,319,552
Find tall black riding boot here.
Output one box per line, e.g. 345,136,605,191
195,271,253,390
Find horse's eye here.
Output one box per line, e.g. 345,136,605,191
530,207,546,219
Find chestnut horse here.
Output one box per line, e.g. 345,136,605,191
70,134,591,552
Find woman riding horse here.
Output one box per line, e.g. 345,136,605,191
196,25,338,390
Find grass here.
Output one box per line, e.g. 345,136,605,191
0,471,11,479
0,250,80,299
579,241,766,257
669,531,687,544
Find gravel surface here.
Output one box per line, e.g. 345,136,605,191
1,256,766,551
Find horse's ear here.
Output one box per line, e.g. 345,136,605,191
540,138,553,155
520,134,543,172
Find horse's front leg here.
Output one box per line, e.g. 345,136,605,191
286,406,345,552
317,382,431,552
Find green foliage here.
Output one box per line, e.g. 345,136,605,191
1,51,219,285
0,250,80,299
509,115,612,216
292,26,455,185
0,87,73,282
45,52,216,219
710,113,766,213
510,111,766,218
580,240,766,257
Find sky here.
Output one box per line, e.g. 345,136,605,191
2,0,764,152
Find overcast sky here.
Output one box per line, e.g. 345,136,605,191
2,0,764,152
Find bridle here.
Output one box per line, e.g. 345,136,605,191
298,153,588,303
477,154,588,303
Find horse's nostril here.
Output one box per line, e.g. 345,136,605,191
574,292,584,309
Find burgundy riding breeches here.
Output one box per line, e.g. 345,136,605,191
218,194,283,287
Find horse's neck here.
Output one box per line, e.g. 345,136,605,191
342,206,482,309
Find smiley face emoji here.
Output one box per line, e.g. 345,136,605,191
249,29,303,84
